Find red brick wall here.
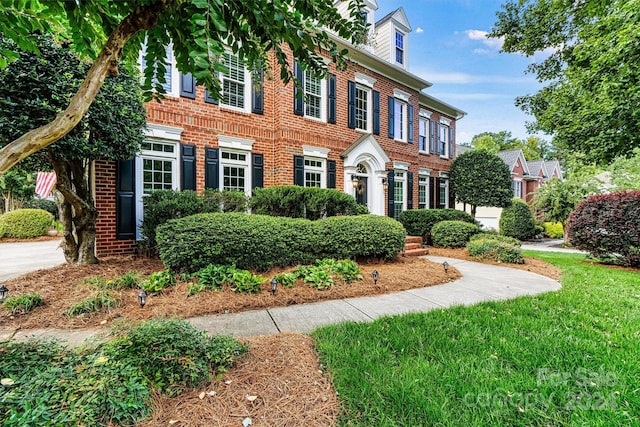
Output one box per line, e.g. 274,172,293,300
95,49,457,256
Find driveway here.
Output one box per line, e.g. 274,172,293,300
0,239,66,282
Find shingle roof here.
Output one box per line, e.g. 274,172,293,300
544,160,563,180
497,149,530,175
526,160,548,178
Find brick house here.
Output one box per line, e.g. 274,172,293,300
94,2,466,257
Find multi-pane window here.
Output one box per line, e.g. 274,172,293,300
418,175,429,209
512,180,523,198
394,100,405,140
221,150,248,192
140,45,174,94
304,71,322,119
439,124,449,156
394,171,405,220
222,53,246,109
141,141,176,194
355,86,369,131
419,118,428,152
304,158,324,188
395,31,404,65
438,179,448,209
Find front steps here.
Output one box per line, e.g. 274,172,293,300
401,235,429,257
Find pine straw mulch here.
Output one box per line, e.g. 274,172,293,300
1,255,462,330
138,333,339,427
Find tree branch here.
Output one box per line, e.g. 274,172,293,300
0,0,172,176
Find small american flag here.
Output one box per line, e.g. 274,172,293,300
35,171,57,198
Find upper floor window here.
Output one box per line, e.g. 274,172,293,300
395,31,405,65
419,117,428,152
438,124,449,157
355,85,370,131
394,100,406,141
140,44,179,96
304,71,324,120
222,53,249,111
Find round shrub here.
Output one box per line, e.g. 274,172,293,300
467,238,524,264
0,220,5,238
398,208,476,243
568,190,640,266
431,220,480,248
470,232,522,246
499,199,536,241
157,213,405,272
0,208,53,238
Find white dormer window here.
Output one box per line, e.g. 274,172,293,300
395,31,405,65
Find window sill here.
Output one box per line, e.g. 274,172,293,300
304,115,327,124
220,105,252,115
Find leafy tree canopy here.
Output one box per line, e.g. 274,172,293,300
0,0,368,175
607,147,640,190
449,150,513,218
491,0,640,165
470,131,552,160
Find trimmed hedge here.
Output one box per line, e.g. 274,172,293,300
568,190,640,266
431,220,480,248
499,199,536,241
157,213,405,272
398,208,476,243
140,189,247,253
467,238,524,264
249,185,367,219
470,232,522,246
0,220,5,238
543,222,564,239
0,208,53,238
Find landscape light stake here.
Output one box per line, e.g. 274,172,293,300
443,261,449,273
138,290,147,308
0,285,8,301
372,270,379,285
270,278,278,295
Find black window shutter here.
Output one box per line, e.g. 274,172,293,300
252,66,264,115
294,155,304,186
204,147,219,189
181,144,196,191
448,126,455,159
347,80,356,129
373,90,380,135
327,73,337,124
252,153,264,191
204,89,218,105
436,123,442,155
327,160,336,188
429,120,435,154
294,61,304,116
435,177,441,208
387,169,395,217
180,73,196,99
388,96,395,138
448,180,455,208
429,176,436,209
408,104,414,144
116,159,136,240
407,171,414,209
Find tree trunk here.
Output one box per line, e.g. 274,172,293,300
0,0,172,177
471,204,477,219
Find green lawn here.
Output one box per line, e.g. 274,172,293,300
313,252,640,426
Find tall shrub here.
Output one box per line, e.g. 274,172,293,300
0,208,52,238
568,190,640,266
499,199,536,241
249,186,366,219
398,209,476,243
431,220,480,248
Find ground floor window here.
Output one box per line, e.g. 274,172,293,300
438,178,448,209
394,171,405,220
221,150,249,192
304,158,325,188
418,175,429,209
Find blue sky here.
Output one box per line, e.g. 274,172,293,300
374,0,546,144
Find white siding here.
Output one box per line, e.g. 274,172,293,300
374,21,391,64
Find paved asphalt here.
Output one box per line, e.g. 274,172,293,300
0,239,65,282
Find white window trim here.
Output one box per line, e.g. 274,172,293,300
418,117,428,153
303,70,327,122
439,178,449,209
355,72,376,88
394,161,410,171
139,43,180,98
303,145,330,159
513,179,523,198
394,29,406,67
440,117,452,126
393,88,411,103
393,99,407,142
220,148,251,195
438,123,450,159
418,169,430,209
355,84,372,133
419,109,432,119
394,168,407,216
304,157,326,188
220,51,252,114
218,135,254,151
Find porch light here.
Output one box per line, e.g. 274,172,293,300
270,278,278,295
0,285,8,301
371,270,379,285
351,174,360,189
381,177,388,191
443,261,449,273
138,290,147,308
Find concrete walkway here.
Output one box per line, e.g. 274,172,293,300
1,256,561,346
521,239,586,254
0,239,66,281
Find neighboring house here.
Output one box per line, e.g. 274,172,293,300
94,2,466,257
456,147,563,230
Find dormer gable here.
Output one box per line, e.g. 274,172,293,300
334,1,378,52
374,7,411,70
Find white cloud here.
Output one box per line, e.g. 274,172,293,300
416,27,424,34
428,92,510,101
412,67,536,85
464,29,504,53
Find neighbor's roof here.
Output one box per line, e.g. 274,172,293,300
526,159,549,178
497,149,530,175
